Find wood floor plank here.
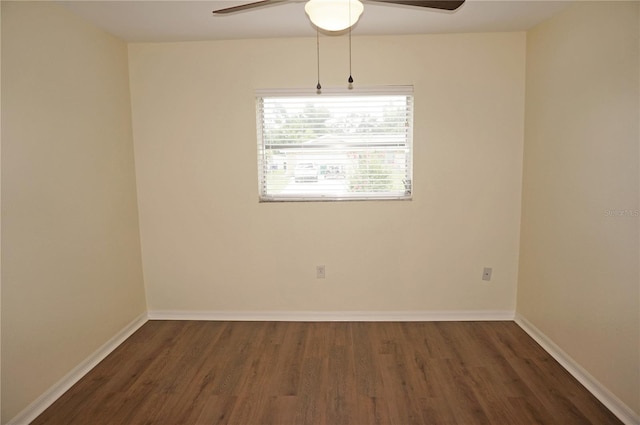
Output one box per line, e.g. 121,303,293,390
31,321,624,425
350,322,383,397
506,356,597,424
224,325,281,424
193,395,238,425
437,358,493,425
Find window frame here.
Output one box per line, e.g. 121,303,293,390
256,86,414,202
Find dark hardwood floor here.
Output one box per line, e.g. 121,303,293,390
32,320,622,425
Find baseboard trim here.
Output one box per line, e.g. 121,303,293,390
147,309,515,322
515,313,640,425
7,312,148,425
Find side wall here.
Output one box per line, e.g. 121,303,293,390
1,2,147,422
128,33,526,315
518,1,639,417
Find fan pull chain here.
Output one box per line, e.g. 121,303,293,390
348,0,354,89
316,27,322,93
348,28,354,89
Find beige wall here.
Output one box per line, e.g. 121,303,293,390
128,33,526,313
518,1,639,416
1,2,147,422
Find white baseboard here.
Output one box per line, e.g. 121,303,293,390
7,313,148,425
147,309,515,322
515,313,640,425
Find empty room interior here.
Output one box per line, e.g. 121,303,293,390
1,0,639,424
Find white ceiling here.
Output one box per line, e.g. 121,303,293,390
58,0,571,43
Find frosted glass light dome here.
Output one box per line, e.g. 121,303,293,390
304,0,364,32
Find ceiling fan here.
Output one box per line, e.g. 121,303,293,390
212,0,465,31
212,0,465,15
212,0,464,90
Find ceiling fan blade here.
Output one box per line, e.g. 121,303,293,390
212,0,287,14
367,0,464,11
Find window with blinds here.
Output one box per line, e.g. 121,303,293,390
256,87,413,201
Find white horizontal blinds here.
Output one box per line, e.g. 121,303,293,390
257,87,413,201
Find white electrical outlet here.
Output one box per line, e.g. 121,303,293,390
316,265,325,279
482,267,492,281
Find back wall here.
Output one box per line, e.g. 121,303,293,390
128,32,526,315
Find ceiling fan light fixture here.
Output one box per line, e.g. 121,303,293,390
304,0,364,31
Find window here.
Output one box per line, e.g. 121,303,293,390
256,86,413,201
